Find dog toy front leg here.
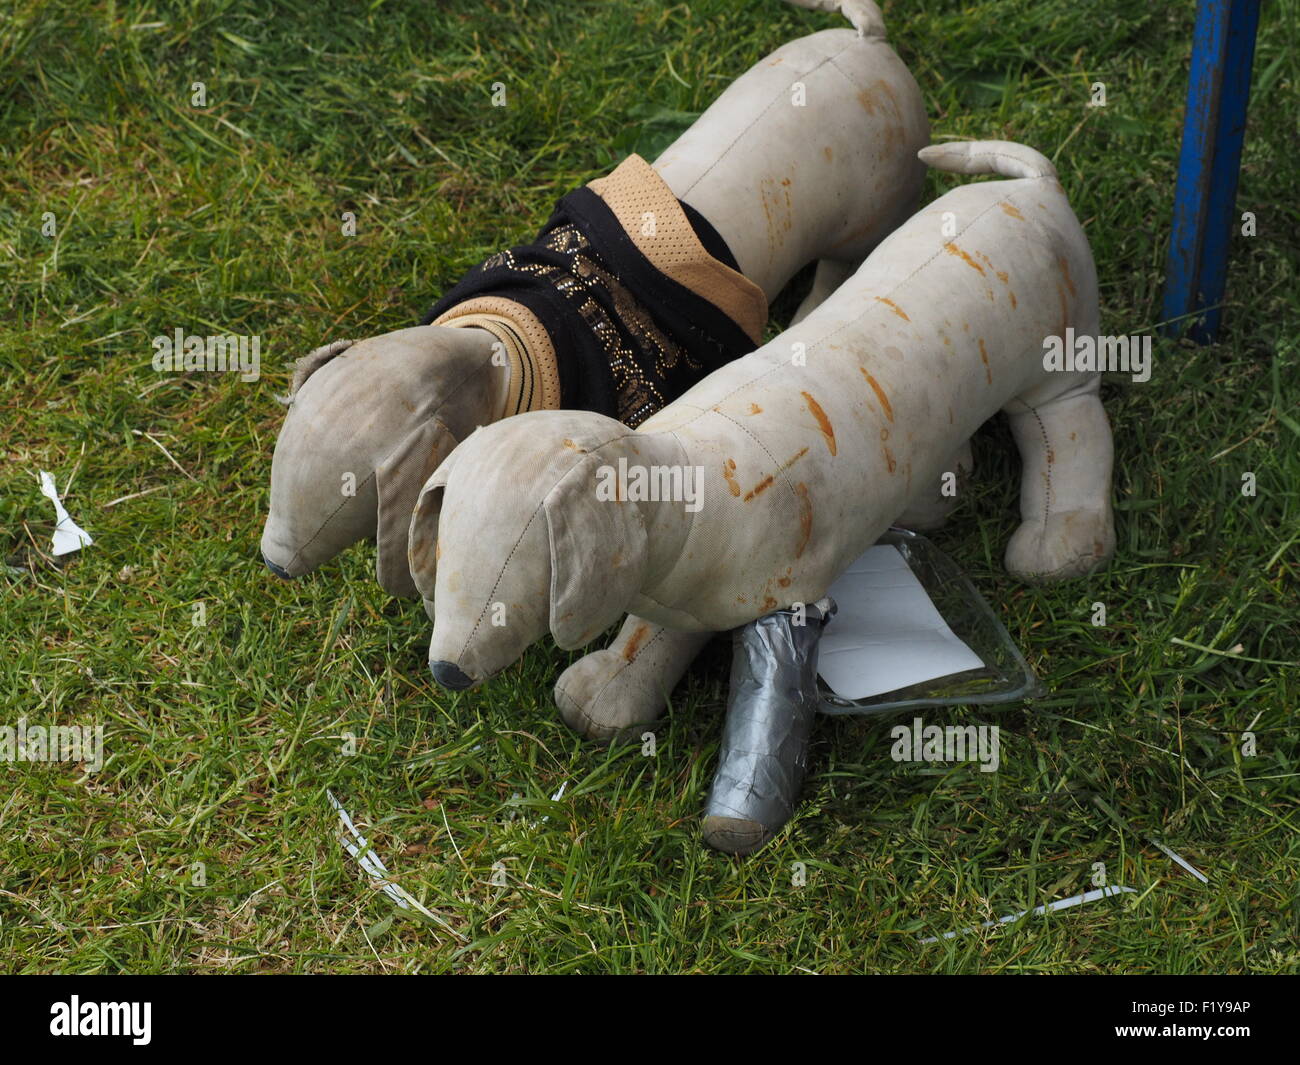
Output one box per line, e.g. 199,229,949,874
554,617,712,745
1004,378,1116,582
702,598,835,856
790,259,860,328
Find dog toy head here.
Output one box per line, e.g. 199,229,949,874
260,325,501,597
409,410,683,689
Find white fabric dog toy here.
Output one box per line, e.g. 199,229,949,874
260,8,927,603
410,140,1116,693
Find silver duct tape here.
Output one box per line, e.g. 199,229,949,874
704,598,835,834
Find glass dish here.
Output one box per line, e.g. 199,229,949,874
817,528,1042,716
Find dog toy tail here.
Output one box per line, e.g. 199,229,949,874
784,0,887,38
918,140,1057,181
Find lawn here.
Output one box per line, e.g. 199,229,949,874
1,0,1296,973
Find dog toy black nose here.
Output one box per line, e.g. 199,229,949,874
430,660,474,691
262,555,293,580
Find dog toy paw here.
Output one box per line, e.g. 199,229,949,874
1005,508,1116,583
554,619,710,745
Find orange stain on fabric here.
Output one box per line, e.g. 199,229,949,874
1057,255,1078,298
875,296,910,321
802,392,836,455
622,624,650,661
944,242,985,275
859,369,894,422
745,475,775,502
743,447,809,502
722,458,741,497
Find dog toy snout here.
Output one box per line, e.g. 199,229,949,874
263,555,294,580
430,660,475,691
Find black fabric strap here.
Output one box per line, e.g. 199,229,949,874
424,185,754,426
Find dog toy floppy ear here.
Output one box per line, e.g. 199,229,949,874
291,338,355,395
261,324,500,597
544,462,649,650
415,411,670,689
407,443,465,616
374,418,459,598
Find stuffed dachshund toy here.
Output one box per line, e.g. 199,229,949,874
260,2,928,606
408,139,1116,845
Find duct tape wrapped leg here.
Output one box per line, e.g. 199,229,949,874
702,598,835,855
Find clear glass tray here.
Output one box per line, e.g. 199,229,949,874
817,528,1042,716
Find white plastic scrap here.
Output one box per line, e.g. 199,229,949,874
919,885,1138,943
38,471,93,555
540,780,568,824
1149,839,1210,884
326,790,463,938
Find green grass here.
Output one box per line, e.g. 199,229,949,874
1,0,1297,974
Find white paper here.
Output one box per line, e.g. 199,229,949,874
38,470,93,555
817,545,983,699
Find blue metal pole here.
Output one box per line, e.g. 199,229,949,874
1160,0,1262,343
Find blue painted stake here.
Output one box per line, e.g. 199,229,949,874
1160,0,1261,343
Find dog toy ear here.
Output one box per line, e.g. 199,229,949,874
544,464,648,650
407,445,464,603
291,338,355,397
375,419,459,598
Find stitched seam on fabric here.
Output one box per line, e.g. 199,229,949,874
284,467,378,572
584,626,671,711
648,196,1012,439
676,51,840,197
456,506,545,663
1028,406,1053,526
